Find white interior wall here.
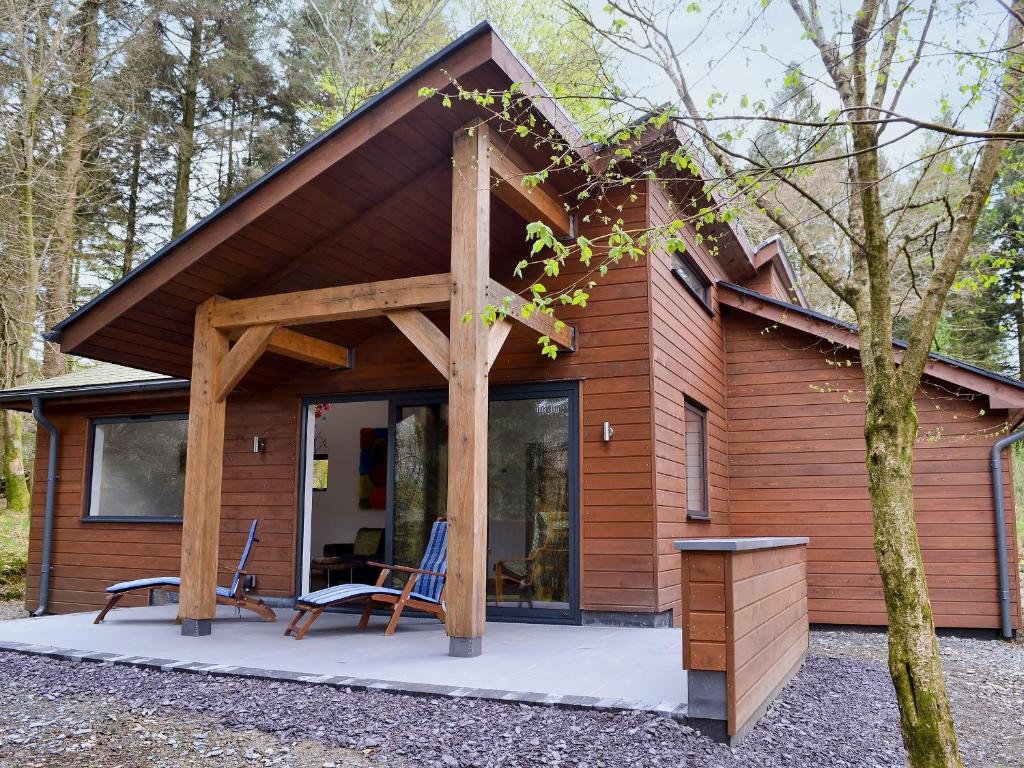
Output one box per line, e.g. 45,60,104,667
309,400,389,557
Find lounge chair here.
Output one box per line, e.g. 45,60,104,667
285,519,447,639
94,518,276,624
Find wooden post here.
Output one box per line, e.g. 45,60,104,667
178,296,230,635
446,120,490,657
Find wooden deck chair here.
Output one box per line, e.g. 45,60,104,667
285,519,447,639
94,518,276,624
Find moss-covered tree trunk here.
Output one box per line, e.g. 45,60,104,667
864,375,961,766
2,410,29,513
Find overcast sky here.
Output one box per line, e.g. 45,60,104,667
581,0,1012,160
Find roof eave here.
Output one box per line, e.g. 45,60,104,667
718,281,1024,410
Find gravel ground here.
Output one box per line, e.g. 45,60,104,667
0,599,28,620
811,630,1024,766
0,628,1020,767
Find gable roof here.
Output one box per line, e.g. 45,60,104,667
718,281,1024,409
46,21,589,378
49,21,578,346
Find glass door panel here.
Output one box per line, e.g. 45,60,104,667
488,396,571,615
384,386,577,621
391,403,448,584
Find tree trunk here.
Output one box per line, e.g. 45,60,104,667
123,129,143,276
3,64,42,516
171,7,204,238
864,378,962,767
42,0,100,378
1015,275,1024,378
1,410,30,513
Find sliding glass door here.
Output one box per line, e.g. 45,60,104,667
487,391,573,619
385,383,578,623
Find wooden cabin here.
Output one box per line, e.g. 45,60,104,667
3,23,1021,644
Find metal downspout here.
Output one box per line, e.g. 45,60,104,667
991,429,1024,639
30,396,59,617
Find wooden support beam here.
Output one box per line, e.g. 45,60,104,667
489,143,571,238
178,297,230,635
265,328,352,368
486,279,576,351
211,273,452,330
486,320,512,371
216,324,278,401
446,121,491,658
386,309,450,379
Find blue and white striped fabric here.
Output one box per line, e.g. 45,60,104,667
414,520,447,602
104,518,260,598
296,520,448,607
297,583,440,607
105,576,233,599
106,576,180,594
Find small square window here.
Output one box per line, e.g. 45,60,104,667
671,253,712,310
684,401,709,520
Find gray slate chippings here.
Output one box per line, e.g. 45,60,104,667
0,626,1022,766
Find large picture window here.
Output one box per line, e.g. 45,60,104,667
86,414,188,521
684,401,709,520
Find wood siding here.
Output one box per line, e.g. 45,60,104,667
25,394,299,614
647,181,731,620
741,262,792,304
679,542,808,737
724,311,1022,629
680,551,728,670
729,545,808,734
23,185,660,618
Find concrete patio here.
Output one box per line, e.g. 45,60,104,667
0,605,687,717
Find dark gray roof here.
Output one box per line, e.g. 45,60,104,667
0,363,188,403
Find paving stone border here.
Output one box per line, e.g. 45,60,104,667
0,639,688,722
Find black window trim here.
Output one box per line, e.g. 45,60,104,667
670,252,714,315
82,412,189,523
684,399,710,521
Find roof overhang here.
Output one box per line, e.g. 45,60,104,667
48,21,586,377
719,281,1024,410
751,236,808,307
0,377,189,412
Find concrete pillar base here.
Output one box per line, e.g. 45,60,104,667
448,636,482,657
180,618,212,637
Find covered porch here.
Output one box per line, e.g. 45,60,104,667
0,606,686,715
172,118,577,655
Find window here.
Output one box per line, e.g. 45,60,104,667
671,253,712,310
684,401,709,520
86,414,188,520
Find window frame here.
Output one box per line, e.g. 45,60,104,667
82,412,189,523
670,252,713,314
683,400,710,521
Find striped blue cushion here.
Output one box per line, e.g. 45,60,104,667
295,520,447,608
296,583,440,607
106,576,234,599
415,521,447,602
106,576,179,594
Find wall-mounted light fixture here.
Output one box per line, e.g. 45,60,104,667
253,436,266,453
602,422,614,442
